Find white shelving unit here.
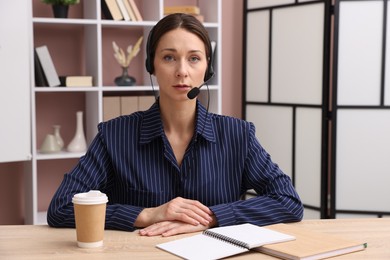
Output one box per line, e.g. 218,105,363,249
26,0,222,224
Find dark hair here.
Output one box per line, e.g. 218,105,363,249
145,13,213,80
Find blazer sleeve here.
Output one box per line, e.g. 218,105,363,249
210,122,304,227
47,123,144,231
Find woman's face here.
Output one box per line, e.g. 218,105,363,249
153,28,208,102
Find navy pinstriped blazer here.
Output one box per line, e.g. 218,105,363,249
47,100,303,231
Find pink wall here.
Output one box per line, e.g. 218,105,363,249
222,0,243,118
0,0,244,224
0,163,26,224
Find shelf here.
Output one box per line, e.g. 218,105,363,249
34,87,99,92
101,20,157,27
25,0,222,225
33,17,98,25
36,151,85,161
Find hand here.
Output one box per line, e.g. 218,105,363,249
139,217,217,237
135,197,213,228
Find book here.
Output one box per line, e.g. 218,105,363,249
102,0,123,21
128,0,143,21
34,50,48,87
164,5,201,15
59,76,93,87
156,223,295,259
101,0,113,19
257,223,367,260
122,0,136,21
35,45,60,87
116,0,130,21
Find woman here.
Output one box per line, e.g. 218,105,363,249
47,13,303,237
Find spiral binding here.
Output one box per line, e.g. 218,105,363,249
203,230,250,249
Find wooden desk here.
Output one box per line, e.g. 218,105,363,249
1,218,389,259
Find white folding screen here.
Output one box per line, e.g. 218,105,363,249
243,1,330,219
386,1,390,105
244,0,390,219
332,0,390,218
246,11,269,102
271,5,324,105
246,105,293,177
295,108,322,209
336,1,383,106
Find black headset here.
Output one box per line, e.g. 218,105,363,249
145,26,214,82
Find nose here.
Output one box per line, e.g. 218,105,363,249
176,59,189,78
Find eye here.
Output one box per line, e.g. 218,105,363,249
163,55,174,62
189,56,201,63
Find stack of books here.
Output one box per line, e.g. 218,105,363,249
59,76,93,87
34,45,93,88
101,0,143,21
164,5,204,22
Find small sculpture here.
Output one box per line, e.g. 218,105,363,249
112,37,143,86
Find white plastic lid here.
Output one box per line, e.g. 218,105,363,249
72,190,108,205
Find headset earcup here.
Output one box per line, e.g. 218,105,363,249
145,57,153,74
145,27,154,74
205,64,214,81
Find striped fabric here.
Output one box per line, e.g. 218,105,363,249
47,100,303,231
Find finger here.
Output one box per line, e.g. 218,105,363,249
177,200,213,224
186,202,213,221
168,199,213,225
175,208,210,226
140,222,178,236
162,223,208,237
190,200,213,215
181,198,213,215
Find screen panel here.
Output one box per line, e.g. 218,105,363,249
247,0,294,9
385,0,390,106
246,105,293,178
331,0,390,218
336,213,382,219
303,208,321,219
244,0,329,218
337,1,383,106
336,109,390,212
246,11,269,102
271,3,324,105
295,108,322,207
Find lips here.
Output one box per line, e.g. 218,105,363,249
173,84,191,90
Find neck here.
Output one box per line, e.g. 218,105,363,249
159,98,196,134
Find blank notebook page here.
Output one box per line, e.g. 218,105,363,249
157,233,248,260
156,223,295,259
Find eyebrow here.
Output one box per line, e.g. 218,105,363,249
160,48,204,54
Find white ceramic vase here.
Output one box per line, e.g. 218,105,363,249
40,134,61,153
53,125,64,150
67,111,87,153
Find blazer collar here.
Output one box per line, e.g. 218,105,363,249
139,100,216,144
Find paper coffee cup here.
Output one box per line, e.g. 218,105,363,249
72,190,108,248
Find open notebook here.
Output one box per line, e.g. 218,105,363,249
156,223,295,259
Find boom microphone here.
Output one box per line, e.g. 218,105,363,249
187,87,201,100
187,73,214,100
